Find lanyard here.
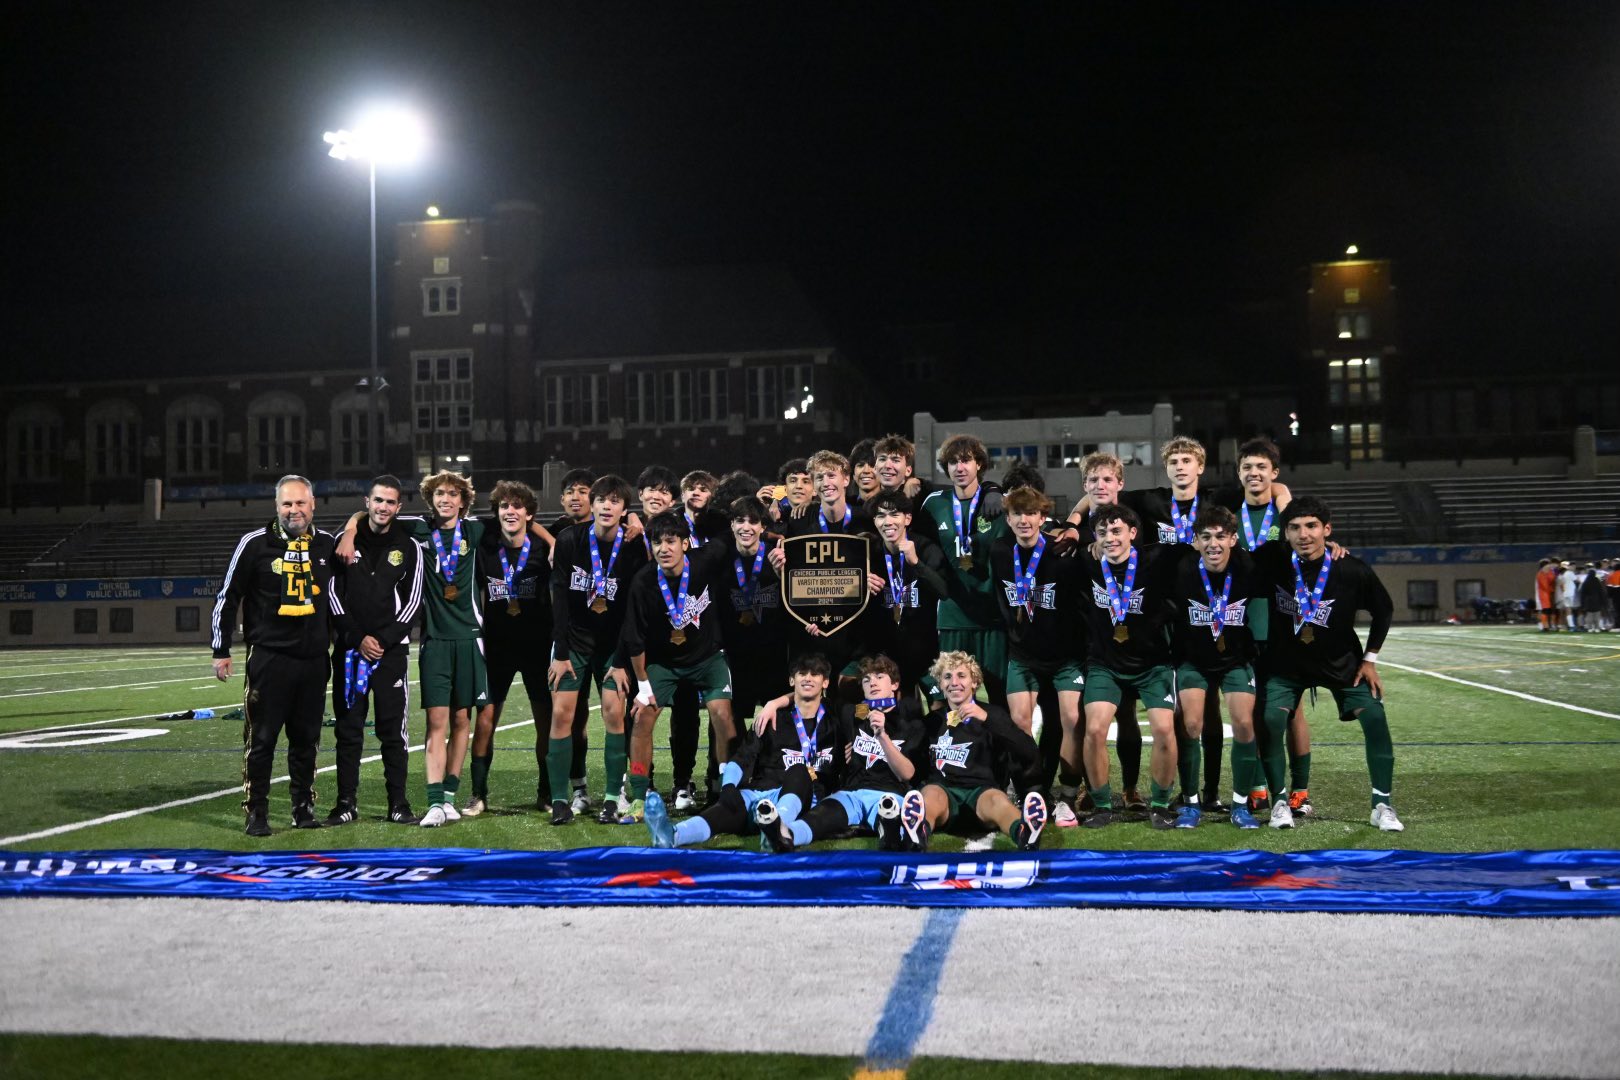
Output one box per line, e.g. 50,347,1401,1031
1242,501,1275,549
952,489,982,557
819,505,852,532
1170,494,1199,545
343,649,376,709
1291,550,1333,634
883,549,907,612
430,518,464,585
1011,535,1046,613
1198,560,1232,637
734,542,765,599
1100,548,1138,625
791,702,824,764
657,558,691,628
590,525,624,600
499,535,530,600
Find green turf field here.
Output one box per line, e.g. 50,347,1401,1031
2,625,1616,852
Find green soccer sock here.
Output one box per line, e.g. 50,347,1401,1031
628,765,650,801
1149,780,1174,809
470,754,492,799
1230,739,1259,798
603,733,628,804
1260,704,1289,797
1091,783,1114,810
442,773,460,805
1289,750,1312,793
547,737,573,804
426,781,444,808
1356,706,1396,808
1178,739,1202,800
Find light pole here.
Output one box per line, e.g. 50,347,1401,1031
323,107,425,471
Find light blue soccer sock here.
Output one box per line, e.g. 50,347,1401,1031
776,793,803,823
789,820,813,846
673,818,710,847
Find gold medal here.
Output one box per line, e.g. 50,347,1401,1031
590,595,608,614
855,704,870,720
892,605,903,625
1215,632,1226,653
957,555,973,571
1113,624,1129,643
739,611,755,626
1301,624,1315,644
443,584,459,601
670,627,687,645
946,709,962,728
507,600,521,616
806,765,818,783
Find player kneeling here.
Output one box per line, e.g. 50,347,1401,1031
901,651,1046,852
645,654,833,849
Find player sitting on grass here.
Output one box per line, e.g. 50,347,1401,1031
899,651,1046,853
645,654,832,848
755,654,930,852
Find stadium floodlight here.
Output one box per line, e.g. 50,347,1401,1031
1345,243,1359,255
323,105,428,471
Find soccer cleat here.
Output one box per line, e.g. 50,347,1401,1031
323,803,359,827
596,799,621,825
292,803,320,830
1370,803,1405,832
386,804,419,825
754,798,795,853
418,804,448,828
550,800,575,826
1149,806,1178,830
673,786,697,813
1020,792,1047,850
900,790,928,851
1082,807,1118,829
440,802,461,822
1175,805,1202,829
1052,800,1079,828
620,798,645,825
1202,792,1229,815
1076,787,1096,814
462,796,487,818
245,809,271,837
1269,802,1295,829
1249,789,1271,813
644,791,675,848
1288,789,1312,816
570,787,591,815
875,793,904,850
1230,805,1260,829
1121,788,1148,820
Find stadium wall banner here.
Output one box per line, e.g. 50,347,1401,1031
0,577,222,603
2,847,1616,917
1357,542,1620,566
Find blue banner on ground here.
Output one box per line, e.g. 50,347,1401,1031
2,848,1616,916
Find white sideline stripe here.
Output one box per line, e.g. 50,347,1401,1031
0,709,585,847
3,705,239,737
1381,660,1620,720
1387,629,1619,652
0,675,231,700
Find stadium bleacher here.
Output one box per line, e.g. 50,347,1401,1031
13,515,356,580
0,520,99,580
1425,475,1620,544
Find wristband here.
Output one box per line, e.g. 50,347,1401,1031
1362,651,1379,664
636,679,655,704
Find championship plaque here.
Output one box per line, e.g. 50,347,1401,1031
780,534,871,636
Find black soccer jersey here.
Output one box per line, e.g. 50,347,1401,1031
835,698,930,795
920,704,1040,792
478,527,552,654
1252,545,1393,688
862,531,949,676
741,700,838,791
550,521,649,662
1170,546,1264,674
621,543,732,668
991,534,1084,665
1074,544,1178,673
781,502,876,542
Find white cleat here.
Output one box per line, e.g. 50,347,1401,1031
1269,802,1295,829
1370,803,1405,832
1052,800,1079,828
673,786,696,812
418,804,448,828
570,789,591,815
440,802,461,822
462,796,487,817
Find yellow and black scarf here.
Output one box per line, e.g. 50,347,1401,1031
271,520,320,616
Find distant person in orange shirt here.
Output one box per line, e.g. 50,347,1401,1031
1534,558,1559,632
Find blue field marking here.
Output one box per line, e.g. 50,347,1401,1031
861,907,963,1073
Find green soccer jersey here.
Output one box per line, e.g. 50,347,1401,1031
1236,501,1282,551
918,486,1008,630
409,516,487,640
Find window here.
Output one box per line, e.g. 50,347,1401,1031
175,606,200,633
782,362,813,419
85,399,141,479
625,371,655,425
166,396,223,477
109,608,134,634
421,277,462,316
411,350,474,473
697,368,729,423
334,407,371,470
747,366,778,421
662,370,692,424
246,392,305,474
9,610,32,636
74,609,98,635
1335,309,1371,340
1455,579,1486,608
579,373,605,427
7,404,62,483
1407,580,1439,609
1045,443,1083,469
545,375,571,429
1328,357,1382,409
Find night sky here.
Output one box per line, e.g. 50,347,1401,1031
8,2,1618,384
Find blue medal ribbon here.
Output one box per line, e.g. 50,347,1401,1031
734,542,766,606
685,511,705,548
430,518,464,589
656,558,692,632
1170,494,1199,545
791,701,824,766
818,505,852,533
500,535,531,602
864,697,897,711
343,648,376,709
1100,547,1139,626
1242,501,1276,549
590,525,624,605
883,549,907,614
1012,534,1046,614
952,489,983,559
1198,560,1232,639
1291,550,1333,635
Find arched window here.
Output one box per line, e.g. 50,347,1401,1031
246,391,305,474
85,399,142,479
7,403,63,483
165,394,223,478
330,389,379,472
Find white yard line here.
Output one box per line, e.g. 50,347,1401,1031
4,706,241,737
0,675,228,700
1381,660,1620,720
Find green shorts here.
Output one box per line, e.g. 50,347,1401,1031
936,783,994,831
1083,662,1175,710
1260,674,1378,724
1007,655,1085,696
555,647,623,696
647,653,733,709
1175,662,1257,697
419,637,489,711
937,627,1007,698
